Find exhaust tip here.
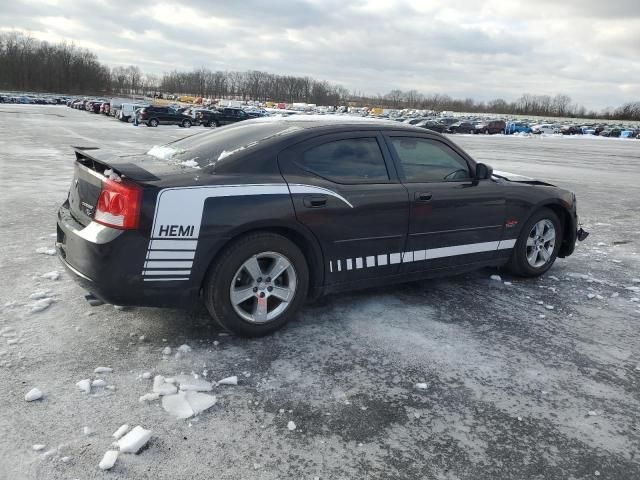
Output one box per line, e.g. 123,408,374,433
84,293,104,307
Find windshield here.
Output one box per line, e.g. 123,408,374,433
147,121,303,168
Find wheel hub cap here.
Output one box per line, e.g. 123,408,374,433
525,219,556,268
229,252,297,324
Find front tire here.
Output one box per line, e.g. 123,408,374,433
507,208,562,277
203,233,309,337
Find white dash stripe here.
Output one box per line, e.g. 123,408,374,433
149,239,198,250
143,270,192,276
143,278,189,282
145,260,193,269
147,251,195,260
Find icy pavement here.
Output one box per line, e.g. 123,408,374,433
0,106,639,479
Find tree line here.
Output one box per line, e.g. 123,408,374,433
1,32,638,121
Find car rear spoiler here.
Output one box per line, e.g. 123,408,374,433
72,146,161,182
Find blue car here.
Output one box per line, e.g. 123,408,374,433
505,122,532,134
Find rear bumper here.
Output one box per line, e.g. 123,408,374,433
56,202,198,307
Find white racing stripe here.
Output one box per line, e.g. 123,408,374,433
141,183,353,281
330,239,517,272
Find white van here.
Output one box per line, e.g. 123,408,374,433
118,103,147,122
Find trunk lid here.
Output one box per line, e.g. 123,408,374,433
68,147,186,227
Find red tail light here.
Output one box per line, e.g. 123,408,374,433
94,179,142,229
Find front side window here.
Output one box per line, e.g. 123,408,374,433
299,138,389,184
389,137,470,183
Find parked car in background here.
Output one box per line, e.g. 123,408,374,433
505,122,532,135
560,125,582,135
531,124,561,135
447,121,476,134
474,120,506,134
415,120,447,133
137,105,194,127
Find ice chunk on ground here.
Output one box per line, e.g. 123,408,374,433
415,383,428,390
162,392,193,419
153,375,178,395
99,450,118,470
490,274,502,282
139,392,160,403
92,379,107,388
587,293,596,299
545,305,555,310
42,449,56,459
184,391,217,415
41,271,60,280
162,391,217,419
176,375,213,392
177,344,192,353
142,371,152,379
60,456,70,463
162,346,172,355
31,298,54,313
112,424,129,440
217,375,238,386
117,426,152,453
32,444,46,451
29,291,50,300
83,426,93,436
36,247,56,255
25,387,43,401
287,421,296,431
76,379,91,394
94,366,113,373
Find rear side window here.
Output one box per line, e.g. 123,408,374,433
299,138,389,184
389,137,470,183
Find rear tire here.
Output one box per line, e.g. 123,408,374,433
149,119,159,127
203,233,309,337
182,119,192,128
506,208,562,277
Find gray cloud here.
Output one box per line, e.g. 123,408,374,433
1,0,638,109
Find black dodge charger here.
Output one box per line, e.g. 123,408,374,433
57,117,587,336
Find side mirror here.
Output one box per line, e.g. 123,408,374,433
475,163,493,180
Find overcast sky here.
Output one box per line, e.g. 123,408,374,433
1,0,638,109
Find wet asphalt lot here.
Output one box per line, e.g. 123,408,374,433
0,105,639,480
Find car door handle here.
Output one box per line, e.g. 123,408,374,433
415,192,432,202
303,195,327,208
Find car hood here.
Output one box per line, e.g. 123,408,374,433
492,169,555,186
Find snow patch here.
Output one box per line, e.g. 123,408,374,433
36,247,56,256
94,366,113,373
41,271,60,281
30,298,54,313
287,421,297,431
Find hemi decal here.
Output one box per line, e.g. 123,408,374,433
328,239,517,272
141,183,353,281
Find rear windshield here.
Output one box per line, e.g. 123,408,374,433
147,121,302,168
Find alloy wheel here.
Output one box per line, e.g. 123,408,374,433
526,219,556,268
229,252,297,324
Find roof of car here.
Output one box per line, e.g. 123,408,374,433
249,114,424,132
